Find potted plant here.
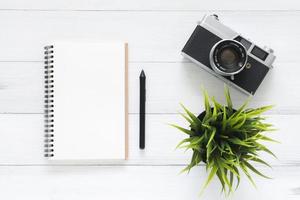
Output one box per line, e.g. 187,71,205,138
171,86,278,195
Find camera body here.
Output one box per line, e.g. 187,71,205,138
182,14,276,95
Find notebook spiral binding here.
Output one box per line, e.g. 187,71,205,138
44,45,54,157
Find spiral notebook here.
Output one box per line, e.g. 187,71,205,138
44,41,128,161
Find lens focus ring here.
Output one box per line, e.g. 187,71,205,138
209,39,248,76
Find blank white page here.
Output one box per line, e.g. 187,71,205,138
50,41,127,160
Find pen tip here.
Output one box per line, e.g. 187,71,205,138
140,70,145,77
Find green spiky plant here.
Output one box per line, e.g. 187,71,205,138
171,86,278,195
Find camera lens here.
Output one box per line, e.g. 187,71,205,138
210,40,247,76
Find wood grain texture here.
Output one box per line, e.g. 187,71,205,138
0,12,298,63
0,62,298,114
0,62,43,113
0,0,299,10
0,166,299,200
0,1,298,199
129,62,300,114
0,114,296,166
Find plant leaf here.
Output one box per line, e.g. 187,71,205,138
206,127,216,148
258,135,280,143
240,163,257,188
232,165,240,190
180,103,202,130
216,169,226,194
244,155,272,168
243,160,271,179
219,158,240,177
176,138,191,149
200,164,218,194
256,143,277,158
191,135,205,145
216,160,233,195
230,98,250,120
246,105,274,117
222,106,227,132
224,85,233,114
228,138,254,147
170,124,194,135
229,171,234,191
211,97,223,112
202,89,212,121
179,112,193,125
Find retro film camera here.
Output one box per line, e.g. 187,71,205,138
182,14,275,95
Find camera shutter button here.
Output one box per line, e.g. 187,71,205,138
212,14,219,20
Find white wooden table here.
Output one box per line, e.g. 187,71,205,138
0,1,299,199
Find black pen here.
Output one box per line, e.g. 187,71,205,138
139,70,146,149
